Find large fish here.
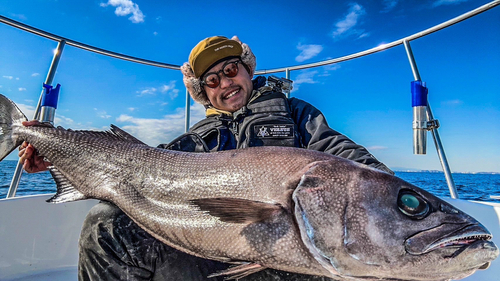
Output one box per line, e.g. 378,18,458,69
0,93,498,280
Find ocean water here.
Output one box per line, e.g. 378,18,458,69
0,160,56,198
1,160,499,202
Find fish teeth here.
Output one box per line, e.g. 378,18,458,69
434,234,491,250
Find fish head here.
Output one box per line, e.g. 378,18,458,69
293,159,499,281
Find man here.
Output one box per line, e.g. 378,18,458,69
20,36,392,280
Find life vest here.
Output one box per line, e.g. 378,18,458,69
163,87,302,152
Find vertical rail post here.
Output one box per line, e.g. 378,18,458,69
285,68,291,98
6,40,66,198
184,88,191,132
403,40,458,199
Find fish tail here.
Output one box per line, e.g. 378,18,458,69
0,94,28,161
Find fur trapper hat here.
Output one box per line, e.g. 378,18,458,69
181,36,256,105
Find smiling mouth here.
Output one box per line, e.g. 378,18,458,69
224,88,240,100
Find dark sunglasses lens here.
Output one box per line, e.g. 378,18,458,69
224,62,239,78
204,74,220,88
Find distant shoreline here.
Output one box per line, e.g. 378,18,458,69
2,160,499,175
394,170,500,175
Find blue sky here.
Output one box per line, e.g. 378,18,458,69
0,0,499,173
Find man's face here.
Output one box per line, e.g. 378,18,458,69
202,59,253,113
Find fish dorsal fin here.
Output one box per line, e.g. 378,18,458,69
46,166,87,203
190,198,284,224
63,125,146,145
109,125,146,145
208,262,266,280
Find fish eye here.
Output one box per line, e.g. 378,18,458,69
397,189,430,219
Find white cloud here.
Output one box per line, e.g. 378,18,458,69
295,43,323,62
381,0,398,13
367,146,388,151
295,71,318,85
18,88,27,91
16,103,36,119
54,115,75,127
115,102,206,146
5,100,86,130
318,64,341,77
161,81,179,100
137,87,157,96
137,81,179,99
94,108,112,119
442,99,463,106
290,64,341,91
291,70,319,92
12,14,27,21
31,73,40,77
2,76,13,80
358,32,370,39
100,0,145,23
332,3,366,39
432,0,468,7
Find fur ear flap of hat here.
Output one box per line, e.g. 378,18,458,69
181,62,209,105
181,36,256,106
231,36,256,80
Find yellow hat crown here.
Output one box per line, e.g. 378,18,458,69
189,36,243,78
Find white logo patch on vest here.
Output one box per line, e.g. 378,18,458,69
254,124,294,138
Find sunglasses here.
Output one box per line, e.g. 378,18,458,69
201,60,241,88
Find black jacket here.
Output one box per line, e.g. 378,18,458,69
160,76,392,174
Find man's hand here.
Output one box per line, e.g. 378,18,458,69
18,120,52,173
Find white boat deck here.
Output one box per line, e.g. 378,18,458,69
0,195,97,281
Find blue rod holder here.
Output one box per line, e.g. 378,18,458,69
41,83,60,108
411,81,428,107
40,83,60,124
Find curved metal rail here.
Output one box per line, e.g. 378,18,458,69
256,0,500,74
1,0,499,73
0,15,179,70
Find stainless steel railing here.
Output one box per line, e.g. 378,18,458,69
2,0,498,73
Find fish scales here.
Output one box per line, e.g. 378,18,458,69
0,94,498,280
15,123,334,276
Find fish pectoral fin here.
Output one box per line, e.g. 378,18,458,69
207,262,266,280
190,198,284,224
46,166,88,203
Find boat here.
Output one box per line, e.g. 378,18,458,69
1,1,499,280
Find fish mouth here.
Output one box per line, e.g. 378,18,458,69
405,223,495,256
479,261,491,270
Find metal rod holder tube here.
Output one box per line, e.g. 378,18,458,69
40,107,56,124
413,106,427,154
403,40,459,199
6,40,66,198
